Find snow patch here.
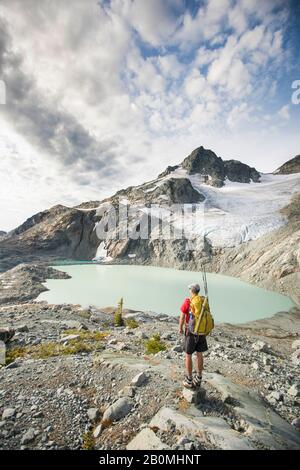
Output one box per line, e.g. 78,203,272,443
137,168,300,247
93,242,113,262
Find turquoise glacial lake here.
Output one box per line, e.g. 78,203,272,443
37,264,295,324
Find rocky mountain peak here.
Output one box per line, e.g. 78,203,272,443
182,146,225,183
181,146,260,187
275,155,300,175
223,159,260,184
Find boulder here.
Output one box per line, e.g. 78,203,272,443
161,332,173,340
0,328,15,343
2,408,16,420
90,310,114,326
288,384,300,397
21,428,38,445
61,320,86,330
268,391,284,402
291,418,300,430
102,398,133,422
291,349,300,365
15,324,29,333
135,331,148,339
93,424,103,438
182,387,206,404
87,408,100,422
175,435,202,450
118,386,135,398
149,407,254,450
131,372,147,387
251,341,268,352
126,428,168,450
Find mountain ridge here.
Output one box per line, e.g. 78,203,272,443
0,146,299,306
181,146,260,186
275,155,300,175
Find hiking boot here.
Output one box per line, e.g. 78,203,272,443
182,376,194,389
193,373,202,388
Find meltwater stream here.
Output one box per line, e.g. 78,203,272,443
37,265,295,324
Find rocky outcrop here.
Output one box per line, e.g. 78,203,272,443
0,264,70,305
182,146,225,185
0,205,101,271
157,165,180,179
224,159,260,183
151,178,204,204
108,177,204,206
181,146,260,186
275,155,300,174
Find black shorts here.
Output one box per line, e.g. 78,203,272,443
184,333,208,355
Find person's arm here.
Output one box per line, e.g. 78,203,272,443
179,312,185,334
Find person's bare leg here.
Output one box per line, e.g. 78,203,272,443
196,352,203,375
185,353,193,377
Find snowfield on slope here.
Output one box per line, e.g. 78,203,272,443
169,168,300,246
92,168,300,251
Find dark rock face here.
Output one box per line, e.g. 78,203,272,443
182,147,225,180
9,205,66,237
181,146,260,186
275,155,300,175
224,160,260,183
107,177,204,206
151,178,204,204
0,206,101,271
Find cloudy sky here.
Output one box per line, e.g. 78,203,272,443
0,0,299,231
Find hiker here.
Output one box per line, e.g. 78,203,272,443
179,283,209,389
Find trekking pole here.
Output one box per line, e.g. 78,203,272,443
201,263,208,298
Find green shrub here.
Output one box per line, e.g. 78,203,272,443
5,346,27,364
64,329,108,341
126,318,139,329
144,333,166,355
5,331,108,363
114,297,124,327
82,431,95,450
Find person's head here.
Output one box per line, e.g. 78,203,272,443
188,283,200,295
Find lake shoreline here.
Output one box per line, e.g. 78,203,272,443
38,262,295,325
0,262,299,344
1,262,300,450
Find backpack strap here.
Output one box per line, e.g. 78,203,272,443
194,296,208,334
